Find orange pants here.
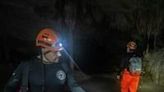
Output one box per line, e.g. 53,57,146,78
120,69,140,92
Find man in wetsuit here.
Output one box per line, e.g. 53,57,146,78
4,28,86,92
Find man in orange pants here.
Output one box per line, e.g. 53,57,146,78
117,41,142,92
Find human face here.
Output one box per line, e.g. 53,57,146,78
42,48,61,63
126,47,135,53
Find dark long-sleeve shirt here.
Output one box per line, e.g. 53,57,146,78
118,53,135,75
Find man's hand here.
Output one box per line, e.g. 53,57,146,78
117,75,120,80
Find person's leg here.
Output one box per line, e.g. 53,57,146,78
129,75,140,92
121,71,131,92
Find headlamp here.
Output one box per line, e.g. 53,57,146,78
52,42,63,51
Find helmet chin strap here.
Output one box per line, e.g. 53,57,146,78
56,51,61,57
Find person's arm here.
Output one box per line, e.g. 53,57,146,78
67,73,86,92
4,62,25,92
117,57,126,80
62,62,86,92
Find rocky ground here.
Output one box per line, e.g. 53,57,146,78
75,71,164,92
1,65,164,92
79,74,120,92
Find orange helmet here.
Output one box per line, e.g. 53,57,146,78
127,41,137,50
36,28,62,51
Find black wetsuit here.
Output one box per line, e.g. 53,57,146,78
4,57,86,92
